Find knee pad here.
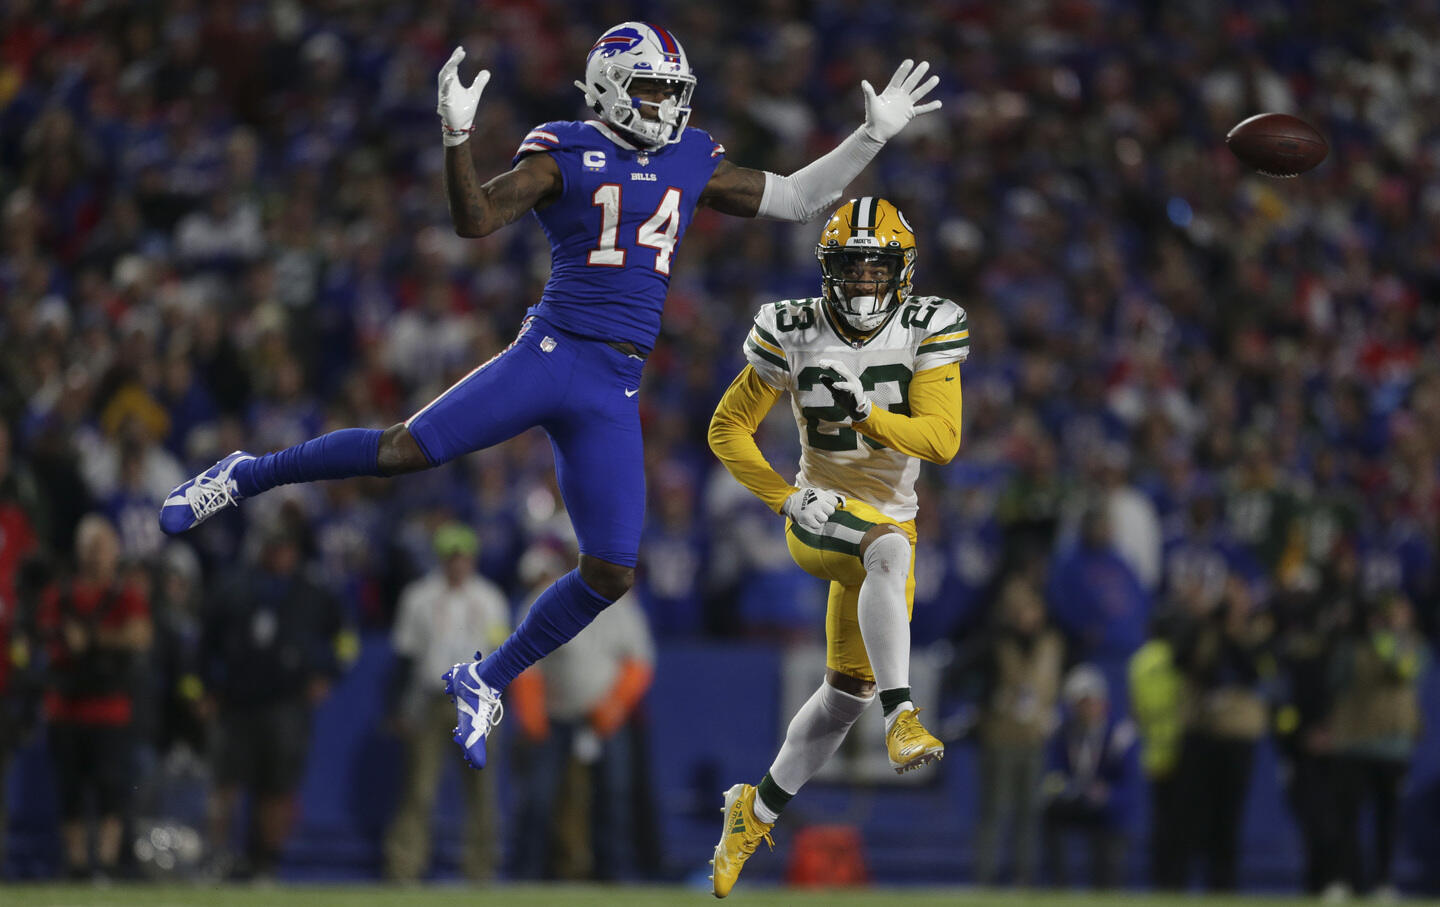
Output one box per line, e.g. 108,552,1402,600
820,681,873,726
862,531,911,579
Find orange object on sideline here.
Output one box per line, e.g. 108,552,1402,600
785,824,869,887
589,658,654,737
509,668,549,742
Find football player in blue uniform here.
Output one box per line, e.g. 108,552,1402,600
159,22,942,770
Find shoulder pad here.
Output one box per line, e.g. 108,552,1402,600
908,297,966,332
514,121,591,158
680,126,726,159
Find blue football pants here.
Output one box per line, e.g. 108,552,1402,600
406,314,646,567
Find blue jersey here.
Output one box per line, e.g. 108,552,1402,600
513,119,725,352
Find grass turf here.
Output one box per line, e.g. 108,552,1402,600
0,884,1339,907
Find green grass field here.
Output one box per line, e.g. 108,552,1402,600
0,884,1362,907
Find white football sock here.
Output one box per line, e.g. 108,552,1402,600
765,681,872,807
883,700,916,732
858,532,912,696
751,793,779,825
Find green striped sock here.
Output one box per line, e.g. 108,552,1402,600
880,687,913,716
755,773,792,822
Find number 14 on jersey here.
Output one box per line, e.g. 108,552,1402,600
587,185,682,274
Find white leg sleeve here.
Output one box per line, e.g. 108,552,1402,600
857,532,912,694
755,127,886,223
766,681,872,798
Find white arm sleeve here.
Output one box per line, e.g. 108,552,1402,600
755,126,885,223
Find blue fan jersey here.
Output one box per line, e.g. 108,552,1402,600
514,120,725,352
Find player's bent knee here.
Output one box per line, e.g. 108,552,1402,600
858,524,909,564
817,676,873,727
377,424,431,476
825,668,876,701
578,555,634,601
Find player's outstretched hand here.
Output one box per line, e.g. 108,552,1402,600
817,359,873,422
861,59,942,143
783,487,846,534
438,46,491,147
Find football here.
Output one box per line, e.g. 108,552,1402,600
1225,113,1328,178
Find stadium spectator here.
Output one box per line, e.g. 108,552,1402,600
993,420,1065,580
509,543,655,882
1224,433,1301,576
1072,442,1163,594
1329,592,1428,900
1041,664,1140,889
1170,575,1275,892
144,542,207,761
383,522,508,883
0,416,42,872
37,513,152,881
1047,504,1151,677
199,519,349,881
959,574,1064,887
636,466,709,639
1272,549,1355,896
1127,615,1190,891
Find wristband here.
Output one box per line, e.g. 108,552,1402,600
442,125,475,146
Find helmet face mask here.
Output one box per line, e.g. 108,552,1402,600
576,23,696,150
815,198,918,335
820,250,905,333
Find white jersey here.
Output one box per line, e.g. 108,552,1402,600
744,295,970,522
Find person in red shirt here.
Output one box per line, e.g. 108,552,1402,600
0,418,41,709
37,514,152,880
0,419,41,878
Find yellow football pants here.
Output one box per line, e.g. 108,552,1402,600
785,497,917,684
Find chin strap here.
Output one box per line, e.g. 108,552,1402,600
574,79,599,111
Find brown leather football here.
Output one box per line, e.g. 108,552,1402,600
1225,113,1328,178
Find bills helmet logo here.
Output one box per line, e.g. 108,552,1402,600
590,26,646,60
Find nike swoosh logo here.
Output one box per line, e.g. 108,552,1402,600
625,388,639,397
456,683,485,712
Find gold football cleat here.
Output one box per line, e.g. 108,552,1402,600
886,708,945,773
710,783,774,898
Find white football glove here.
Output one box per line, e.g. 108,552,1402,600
437,46,491,147
817,358,872,422
782,487,846,534
861,59,942,143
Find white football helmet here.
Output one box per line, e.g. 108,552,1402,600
574,22,696,149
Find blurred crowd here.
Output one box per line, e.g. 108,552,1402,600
1,0,1438,892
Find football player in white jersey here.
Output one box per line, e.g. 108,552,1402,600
705,197,968,897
